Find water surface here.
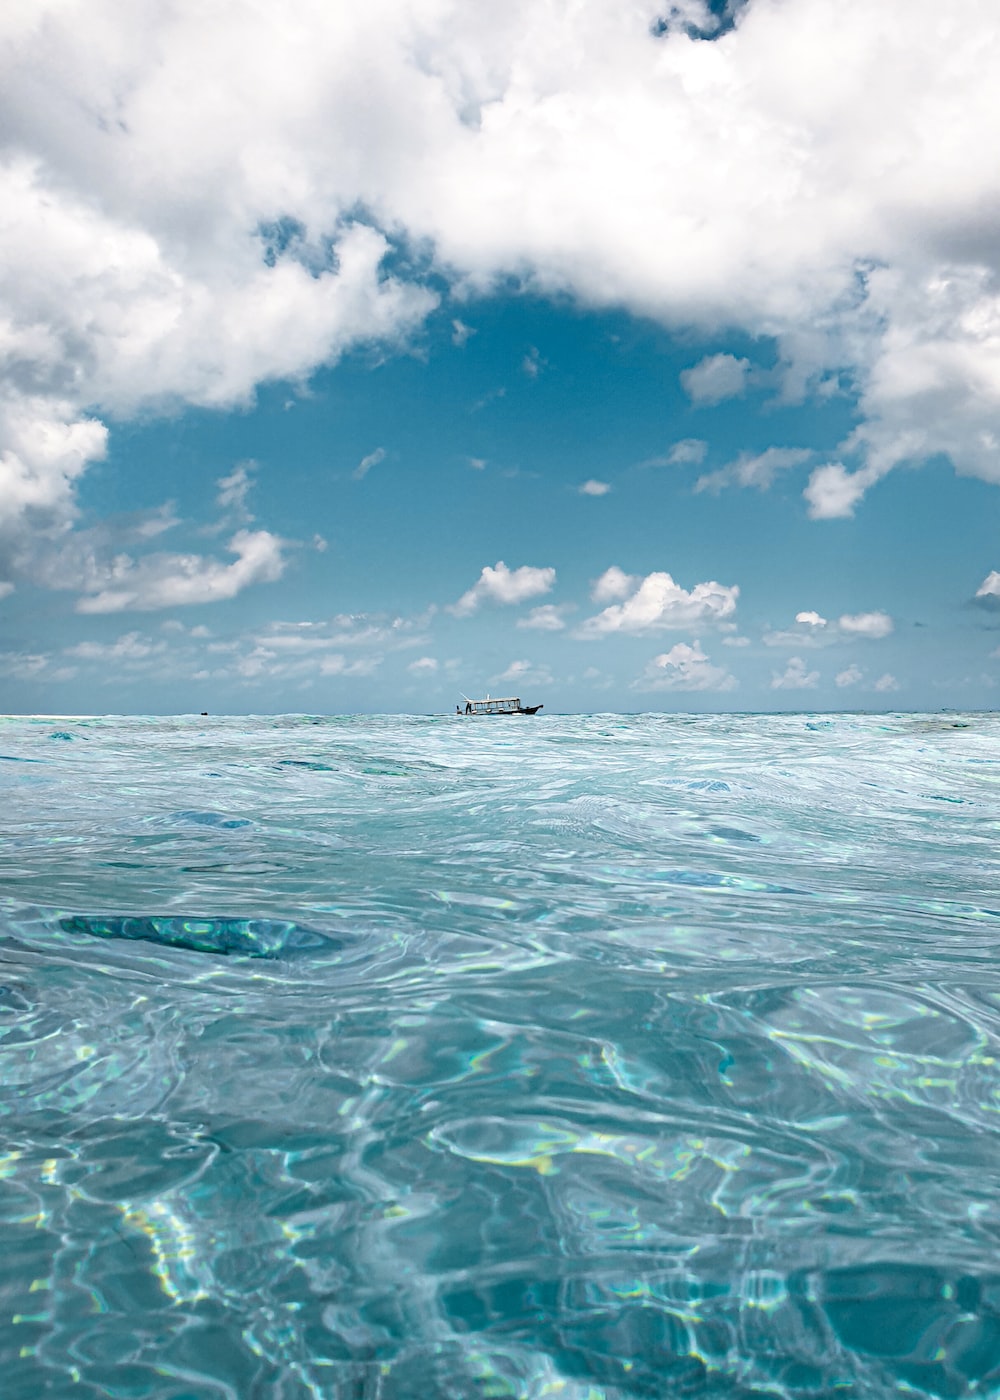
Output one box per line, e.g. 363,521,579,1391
1,712,999,1398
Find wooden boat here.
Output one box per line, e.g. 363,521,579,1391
457,695,544,716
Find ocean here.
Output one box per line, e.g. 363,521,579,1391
1,711,998,1399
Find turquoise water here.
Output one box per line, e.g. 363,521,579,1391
1,712,999,1399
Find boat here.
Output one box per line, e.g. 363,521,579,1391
457,694,544,716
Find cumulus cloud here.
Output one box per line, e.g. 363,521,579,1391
579,479,611,496
75,529,287,613
407,655,438,674
590,566,638,604
763,609,894,647
0,144,433,559
838,611,894,639
517,604,572,631
494,658,553,687
873,672,900,692
973,570,1000,609
835,664,864,687
578,570,739,637
450,561,556,616
6,0,1000,542
663,439,708,467
695,447,812,495
681,354,752,406
639,439,709,469
803,463,875,520
0,398,108,577
770,657,820,690
633,642,737,692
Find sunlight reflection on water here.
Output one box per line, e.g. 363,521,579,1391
1,711,1000,1397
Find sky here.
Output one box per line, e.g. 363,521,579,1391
2,0,1000,714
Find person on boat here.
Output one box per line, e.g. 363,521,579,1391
465,700,472,714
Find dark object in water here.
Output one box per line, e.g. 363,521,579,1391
173,809,251,828
57,913,340,958
458,695,544,716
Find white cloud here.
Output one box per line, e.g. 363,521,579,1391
66,631,166,661
0,397,108,565
578,570,738,637
835,664,864,687
319,654,380,677
25,605,429,692
873,672,900,692
579,479,611,496
0,140,433,561
251,611,431,654
517,603,572,631
664,439,708,467
722,634,751,647
633,641,737,692
471,387,506,413
838,611,894,639
0,650,77,683
974,570,1000,609
215,462,256,524
6,0,1000,541
591,566,638,604
763,609,893,647
771,657,820,690
75,529,287,613
353,446,386,480
494,658,552,687
522,347,544,378
695,447,812,495
804,463,876,520
235,645,381,682
452,319,475,347
450,560,556,616
762,613,829,648
681,354,752,406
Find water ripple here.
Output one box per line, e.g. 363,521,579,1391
1,711,999,1397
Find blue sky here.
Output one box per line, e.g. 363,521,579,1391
3,0,1000,713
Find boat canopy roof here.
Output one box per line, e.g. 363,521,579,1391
465,696,521,712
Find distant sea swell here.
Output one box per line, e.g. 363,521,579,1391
1,712,999,1398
